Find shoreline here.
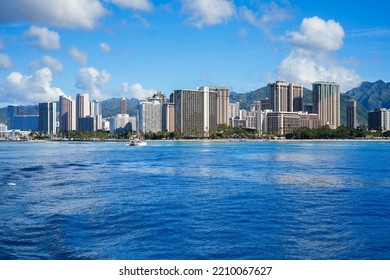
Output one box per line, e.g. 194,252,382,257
2,138,389,143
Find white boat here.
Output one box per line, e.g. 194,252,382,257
127,138,147,146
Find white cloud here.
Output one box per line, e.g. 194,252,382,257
69,46,88,66
0,53,13,70
278,49,361,91
181,0,235,28
239,2,293,32
107,0,153,12
0,67,64,104
76,67,111,100
121,82,156,100
278,17,361,92
100,42,111,53
42,55,63,73
288,16,344,52
0,0,107,29
24,26,60,51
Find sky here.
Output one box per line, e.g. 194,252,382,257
0,0,389,107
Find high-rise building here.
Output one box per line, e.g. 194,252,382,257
368,108,390,131
120,97,127,114
152,92,167,104
346,99,357,129
268,81,303,112
76,93,90,130
162,103,175,132
38,102,57,135
59,95,76,132
214,87,230,125
109,114,135,133
260,98,270,110
7,105,20,129
312,81,340,128
90,100,102,130
229,102,240,119
139,98,163,133
173,86,218,137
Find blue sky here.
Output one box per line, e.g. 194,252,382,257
0,0,389,107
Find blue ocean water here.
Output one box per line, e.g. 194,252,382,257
0,140,389,260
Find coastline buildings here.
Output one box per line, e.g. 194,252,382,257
59,95,76,132
346,99,357,129
109,114,136,133
368,108,390,131
6,105,38,131
268,81,303,112
312,81,340,128
162,102,175,132
139,98,163,133
120,98,127,115
38,102,57,135
172,86,221,137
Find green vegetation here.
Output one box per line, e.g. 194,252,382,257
285,125,388,140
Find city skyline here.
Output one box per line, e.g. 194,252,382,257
0,0,389,108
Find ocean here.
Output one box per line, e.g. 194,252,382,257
0,140,389,260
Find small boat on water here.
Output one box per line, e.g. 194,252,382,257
127,138,147,146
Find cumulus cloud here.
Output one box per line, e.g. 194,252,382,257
239,2,293,32
69,46,88,66
100,42,111,53
278,17,361,92
107,0,153,11
76,67,111,100
0,0,107,29
0,53,13,70
24,26,60,51
121,82,157,100
288,16,344,52
42,55,63,73
0,67,64,104
181,0,235,28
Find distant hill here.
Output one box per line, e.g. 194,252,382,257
101,98,139,118
343,80,390,111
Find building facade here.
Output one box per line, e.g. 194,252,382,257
120,97,127,115
268,81,303,112
76,93,90,130
162,103,175,132
59,95,76,132
312,81,340,128
38,102,57,135
7,105,20,129
214,87,230,125
109,114,136,133
173,87,218,137
139,98,163,133
368,108,390,131
90,100,102,130
346,99,357,129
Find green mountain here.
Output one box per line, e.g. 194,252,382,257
343,80,390,111
101,98,139,118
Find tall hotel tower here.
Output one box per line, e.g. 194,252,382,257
312,81,340,128
268,81,303,112
346,99,357,129
76,93,90,130
215,87,230,125
38,102,57,135
120,97,127,114
173,86,220,137
59,95,76,132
